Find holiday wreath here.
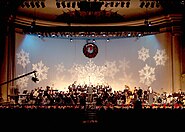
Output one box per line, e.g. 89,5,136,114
83,43,98,58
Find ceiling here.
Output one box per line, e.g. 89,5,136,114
11,0,184,36
16,0,166,26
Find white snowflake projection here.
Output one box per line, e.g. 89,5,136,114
139,64,156,86
104,61,119,79
118,57,130,73
55,63,65,82
119,72,136,91
55,63,65,73
138,47,150,62
16,49,30,68
153,49,168,66
16,73,29,89
68,60,107,85
32,60,49,82
68,63,81,82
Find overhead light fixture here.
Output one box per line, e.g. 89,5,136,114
110,2,114,7
35,1,40,8
31,21,36,29
145,2,150,8
56,1,60,8
67,2,70,8
92,39,96,43
41,1,46,8
144,19,152,26
27,31,158,39
140,1,145,8
126,1,130,8
21,1,46,8
115,2,120,7
150,1,155,8
72,2,76,8
105,2,110,7
25,1,30,8
61,1,66,8
127,33,131,37
156,1,160,8
86,39,91,43
30,1,35,8
121,2,125,7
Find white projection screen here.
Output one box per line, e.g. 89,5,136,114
15,32,173,94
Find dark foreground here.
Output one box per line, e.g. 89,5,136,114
0,105,184,130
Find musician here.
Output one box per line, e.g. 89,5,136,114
14,85,20,104
177,89,183,105
147,86,153,105
137,87,143,99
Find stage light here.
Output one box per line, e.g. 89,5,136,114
31,21,36,29
20,2,25,8
138,33,142,37
72,2,76,8
126,1,130,8
144,19,152,26
110,2,114,7
140,1,145,8
41,1,45,8
150,2,155,8
62,1,66,8
145,2,150,8
86,39,91,43
67,2,70,8
115,2,120,7
38,34,41,38
56,1,60,8
32,73,39,83
35,1,40,8
32,77,39,83
121,2,125,7
156,1,160,8
127,33,131,37
30,1,35,8
105,2,110,7
25,1,30,8
92,39,96,43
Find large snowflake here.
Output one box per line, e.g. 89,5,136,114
32,60,49,82
104,61,119,79
119,57,130,72
68,63,80,82
139,64,156,86
119,72,136,91
138,47,150,62
55,63,65,82
153,49,168,66
16,73,29,89
16,49,30,68
68,60,107,85
55,63,65,73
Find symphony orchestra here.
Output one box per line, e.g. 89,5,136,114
6,83,185,108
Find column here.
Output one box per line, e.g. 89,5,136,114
171,26,183,92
